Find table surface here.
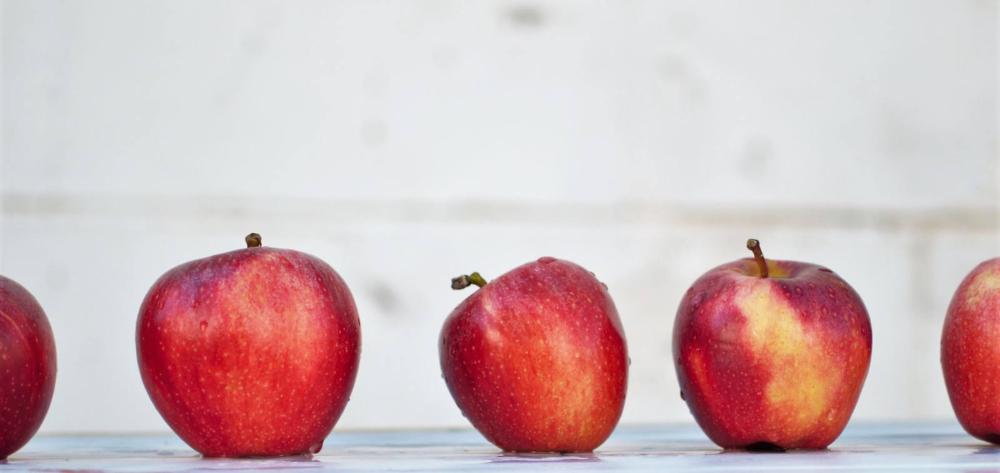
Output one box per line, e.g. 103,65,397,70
4,422,1000,472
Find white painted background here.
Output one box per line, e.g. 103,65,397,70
1,0,997,433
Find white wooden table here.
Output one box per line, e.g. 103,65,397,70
4,422,998,471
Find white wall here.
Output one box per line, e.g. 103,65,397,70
1,0,997,433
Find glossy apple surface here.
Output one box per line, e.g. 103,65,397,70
0,276,57,460
136,234,360,457
942,257,1000,443
673,240,871,450
440,257,628,453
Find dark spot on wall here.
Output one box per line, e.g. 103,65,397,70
656,54,707,102
367,281,401,315
505,4,545,28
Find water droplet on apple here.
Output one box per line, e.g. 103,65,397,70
308,441,323,454
199,321,208,331
537,256,556,264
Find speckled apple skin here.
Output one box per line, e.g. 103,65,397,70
673,258,871,450
942,258,1000,444
136,246,360,457
0,276,56,460
439,258,628,453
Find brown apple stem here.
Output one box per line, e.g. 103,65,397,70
245,233,262,248
451,272,488,290
746,238,768,278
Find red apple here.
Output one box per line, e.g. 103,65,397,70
136,233,360,457
439,257,628,453
942,257,1000,443
673,239,871,450
0,276,56,460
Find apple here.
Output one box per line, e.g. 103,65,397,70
439,257,628,453
673,239,871,450
0,276,56,460
136,233,360,457
942,257,1000,443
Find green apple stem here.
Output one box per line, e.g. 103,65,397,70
245,233,263,248
746,238,768,278
451,272,488,290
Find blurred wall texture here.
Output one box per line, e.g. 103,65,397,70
2,0,997,433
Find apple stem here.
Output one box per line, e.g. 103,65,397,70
451,272,488,290
746,238,768,278
245,233,262,248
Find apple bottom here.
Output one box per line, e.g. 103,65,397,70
442,327,628,453
679,332,868,450
941,330,1000,445
139,337,358,459
0,366,54,460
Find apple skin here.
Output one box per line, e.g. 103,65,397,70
439,258,628,453
673,256,871,450
0,276,57,460
942,258,1000,443
136,240,360,457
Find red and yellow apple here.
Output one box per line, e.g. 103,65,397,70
0,276,56,460
673,239,871,450
440,257,628,452
136,233,360,457
942,258,1000,443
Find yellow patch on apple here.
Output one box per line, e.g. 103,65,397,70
738,282,840,438
965,267,1000,308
